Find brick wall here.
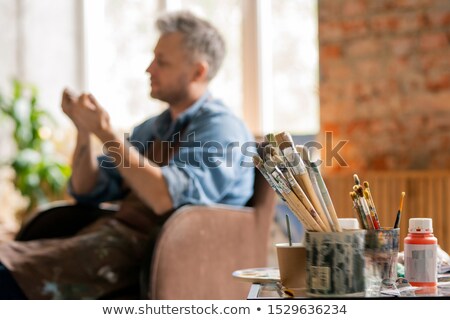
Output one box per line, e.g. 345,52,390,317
318,0,450,171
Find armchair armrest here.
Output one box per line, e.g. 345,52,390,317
147,204,268,299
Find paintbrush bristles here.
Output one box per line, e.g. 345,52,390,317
275,132,295,151
353,174,360,186
272,155,285,166
252,156,265,171
399,192,406,211
296,144,311,165
354,185,364,198
253,134,342,232
393,192,406,229
264,133,277,147
363,189,370,200
256,142,270,159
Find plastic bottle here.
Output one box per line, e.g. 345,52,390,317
404,218,437,287
338,218,360,230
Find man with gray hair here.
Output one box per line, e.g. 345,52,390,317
0,11,254,299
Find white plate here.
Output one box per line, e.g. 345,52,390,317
232,267,280,283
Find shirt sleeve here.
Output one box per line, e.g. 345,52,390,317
66,119,154,205
161,111,255,208
68,153,125,205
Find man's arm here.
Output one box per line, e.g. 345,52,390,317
99,131,173,215
61,89,100,196
74,93,173,215
70,131,99,195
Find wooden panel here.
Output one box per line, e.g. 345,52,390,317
324,171,450,253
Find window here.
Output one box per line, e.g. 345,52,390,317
2,0,319,134
167,0,319,135
83,0,163,128
271,0,319,135
173,0,243,118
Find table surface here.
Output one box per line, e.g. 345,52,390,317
247,282,450,299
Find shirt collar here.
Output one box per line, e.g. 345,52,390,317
154,91,211,141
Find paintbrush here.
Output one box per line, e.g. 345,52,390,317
353,174,360,186
264,160,321,231
272,154,327,231
253,155,284,200
363,189,381,230
299,145,341,232
363,181,381,229
350,191,369,229
264,133,278,148
354,185,375,229
275,132,332,231
394,192,406,229
286,214,292,246
255,155,312,230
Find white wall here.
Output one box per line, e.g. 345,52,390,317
0,0,82,122
0,0,19,90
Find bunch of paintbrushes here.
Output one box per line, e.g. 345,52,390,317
350,174,405,229
253,132,341,232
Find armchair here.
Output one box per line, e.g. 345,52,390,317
15,169,276,299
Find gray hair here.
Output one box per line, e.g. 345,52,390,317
156,10,226,82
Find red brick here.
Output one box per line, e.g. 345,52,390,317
372,78,399,98
388,36,418,57
408,91,450,112
426,10,450,26
346,38,382,58
383,0,425,10
341,19,369,38
419,50,450,70
321,122,342,136
354,60,384,79
386,56,415,76
319,0,342,22
353,82,372,102
341,82,355,102
367,0,387,13
319,83,341,105
426,72,450,92
419,32,449,51
320,101,355,123
427,112,450,130
346,119,372,136
371,13,400,33
368,0,432,13
319,0,450,171
319,21,344,42
320,82,354,103
367,154,390,170
320,44,343,60
373,118,402,137
428,0,450,10
397,12,428,33
321,61,353,81
342,0,369,17
400,72,426,92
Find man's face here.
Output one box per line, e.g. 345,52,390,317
146,32,196,105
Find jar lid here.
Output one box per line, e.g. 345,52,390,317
408,218,433,233
338,218,360,230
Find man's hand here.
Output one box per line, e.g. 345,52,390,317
61,88,84,130
76,93,113,140
61,89,112,138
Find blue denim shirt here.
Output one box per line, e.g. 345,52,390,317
69,92,255,208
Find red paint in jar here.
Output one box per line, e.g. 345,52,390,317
404,218,437,287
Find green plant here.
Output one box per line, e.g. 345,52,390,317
0,79,71,211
